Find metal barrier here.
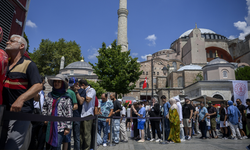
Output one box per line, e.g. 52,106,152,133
0,105,166,150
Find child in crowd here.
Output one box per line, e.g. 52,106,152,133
136,102,146,142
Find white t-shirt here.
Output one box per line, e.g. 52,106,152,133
34,90,44,111
207,118,211,126
121,106,126,123
81,86,96,118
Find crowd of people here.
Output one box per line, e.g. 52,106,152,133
0,32,250,150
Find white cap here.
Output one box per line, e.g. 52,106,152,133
118,99,122,102
132,100,137,104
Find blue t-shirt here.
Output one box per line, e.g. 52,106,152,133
138,107,146,122
98,100,114,121
199,107,208,122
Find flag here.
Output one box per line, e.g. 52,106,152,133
143,77,147,89
232,80,248,106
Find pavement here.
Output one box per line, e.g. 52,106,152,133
95,131,250,150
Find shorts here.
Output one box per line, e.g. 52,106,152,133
238,122,243,129
207,126,211,130
183,119,192,128
61,130,71,143
210,118,216,130
220,121,228,127
138,121,145,130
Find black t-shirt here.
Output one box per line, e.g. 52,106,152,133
182,104,193,119
3,56,42,113
220,108,227,121
73,88,86,117
113,99,122,116
247,106,250,119
237,104,246,116
207,106,217,119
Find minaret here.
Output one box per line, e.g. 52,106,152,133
60,56,65,70
117,0,128,52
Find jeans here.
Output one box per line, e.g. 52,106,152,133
164,118,170,140
72,121,80,150
112,119,120,143
98,120,108,144
180,127,185,140
51,132,66,150
199,121,207,138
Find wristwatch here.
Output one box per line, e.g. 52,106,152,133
75,92,78,94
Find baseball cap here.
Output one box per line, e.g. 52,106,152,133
118,99,122,102
184,97,190,100
69,77,78,86
208,101,212,104
132,100,137,104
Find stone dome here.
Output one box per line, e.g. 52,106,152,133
65,61,93,70
179,28,216,38
207,57,229,65
177,64,202,71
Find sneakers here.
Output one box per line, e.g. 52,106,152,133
180,139,186,142
187,136,191,140
224,137,228,140
127,129,129,131
243,136,248,139
150,138,155,142
239,137,243,140
155,139,160,142
233,137,237,140
103,143,107,147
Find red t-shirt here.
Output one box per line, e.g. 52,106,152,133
95,96,98,107
0,49,8,105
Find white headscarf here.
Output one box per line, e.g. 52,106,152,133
169,98,178,112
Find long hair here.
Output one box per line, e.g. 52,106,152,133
154,103,160,115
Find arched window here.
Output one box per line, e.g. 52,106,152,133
173,61,177,71
223,71,228,78
146,72,148,75
209,50,213,58
213,94,224,100
177,76,183,87
140,81,149,89
143,72,145,75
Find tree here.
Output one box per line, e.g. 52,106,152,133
89,40,142,96
235,66,250,80
31,38,82,75
87,80,106,99
23,32,30,53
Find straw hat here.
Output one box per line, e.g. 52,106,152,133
48,74,68,89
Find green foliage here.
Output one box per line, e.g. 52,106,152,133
30,38,82,75
193,72,203,83
87,80,106,99
235,66,250,80
23,32,30,53
89,40,142,95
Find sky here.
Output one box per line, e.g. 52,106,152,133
24,0,250,65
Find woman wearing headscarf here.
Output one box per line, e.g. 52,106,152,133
168,98,180,143
149,103,161,142
43,74,73,150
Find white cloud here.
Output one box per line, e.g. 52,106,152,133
88,48,99,60
26,20,37,28
115,31,118,35
137,60,140,63
131,53,138,57
145,34,157,46
230,0,250,40
228,35,236,40
141,54,152,60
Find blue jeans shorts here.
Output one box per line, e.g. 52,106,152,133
138,121,145,130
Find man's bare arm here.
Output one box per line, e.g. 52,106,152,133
11,83,43,112
85,96,92,103
76,93,85,105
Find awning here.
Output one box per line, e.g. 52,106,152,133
190,95,226,104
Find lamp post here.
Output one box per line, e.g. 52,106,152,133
151,58,168,100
